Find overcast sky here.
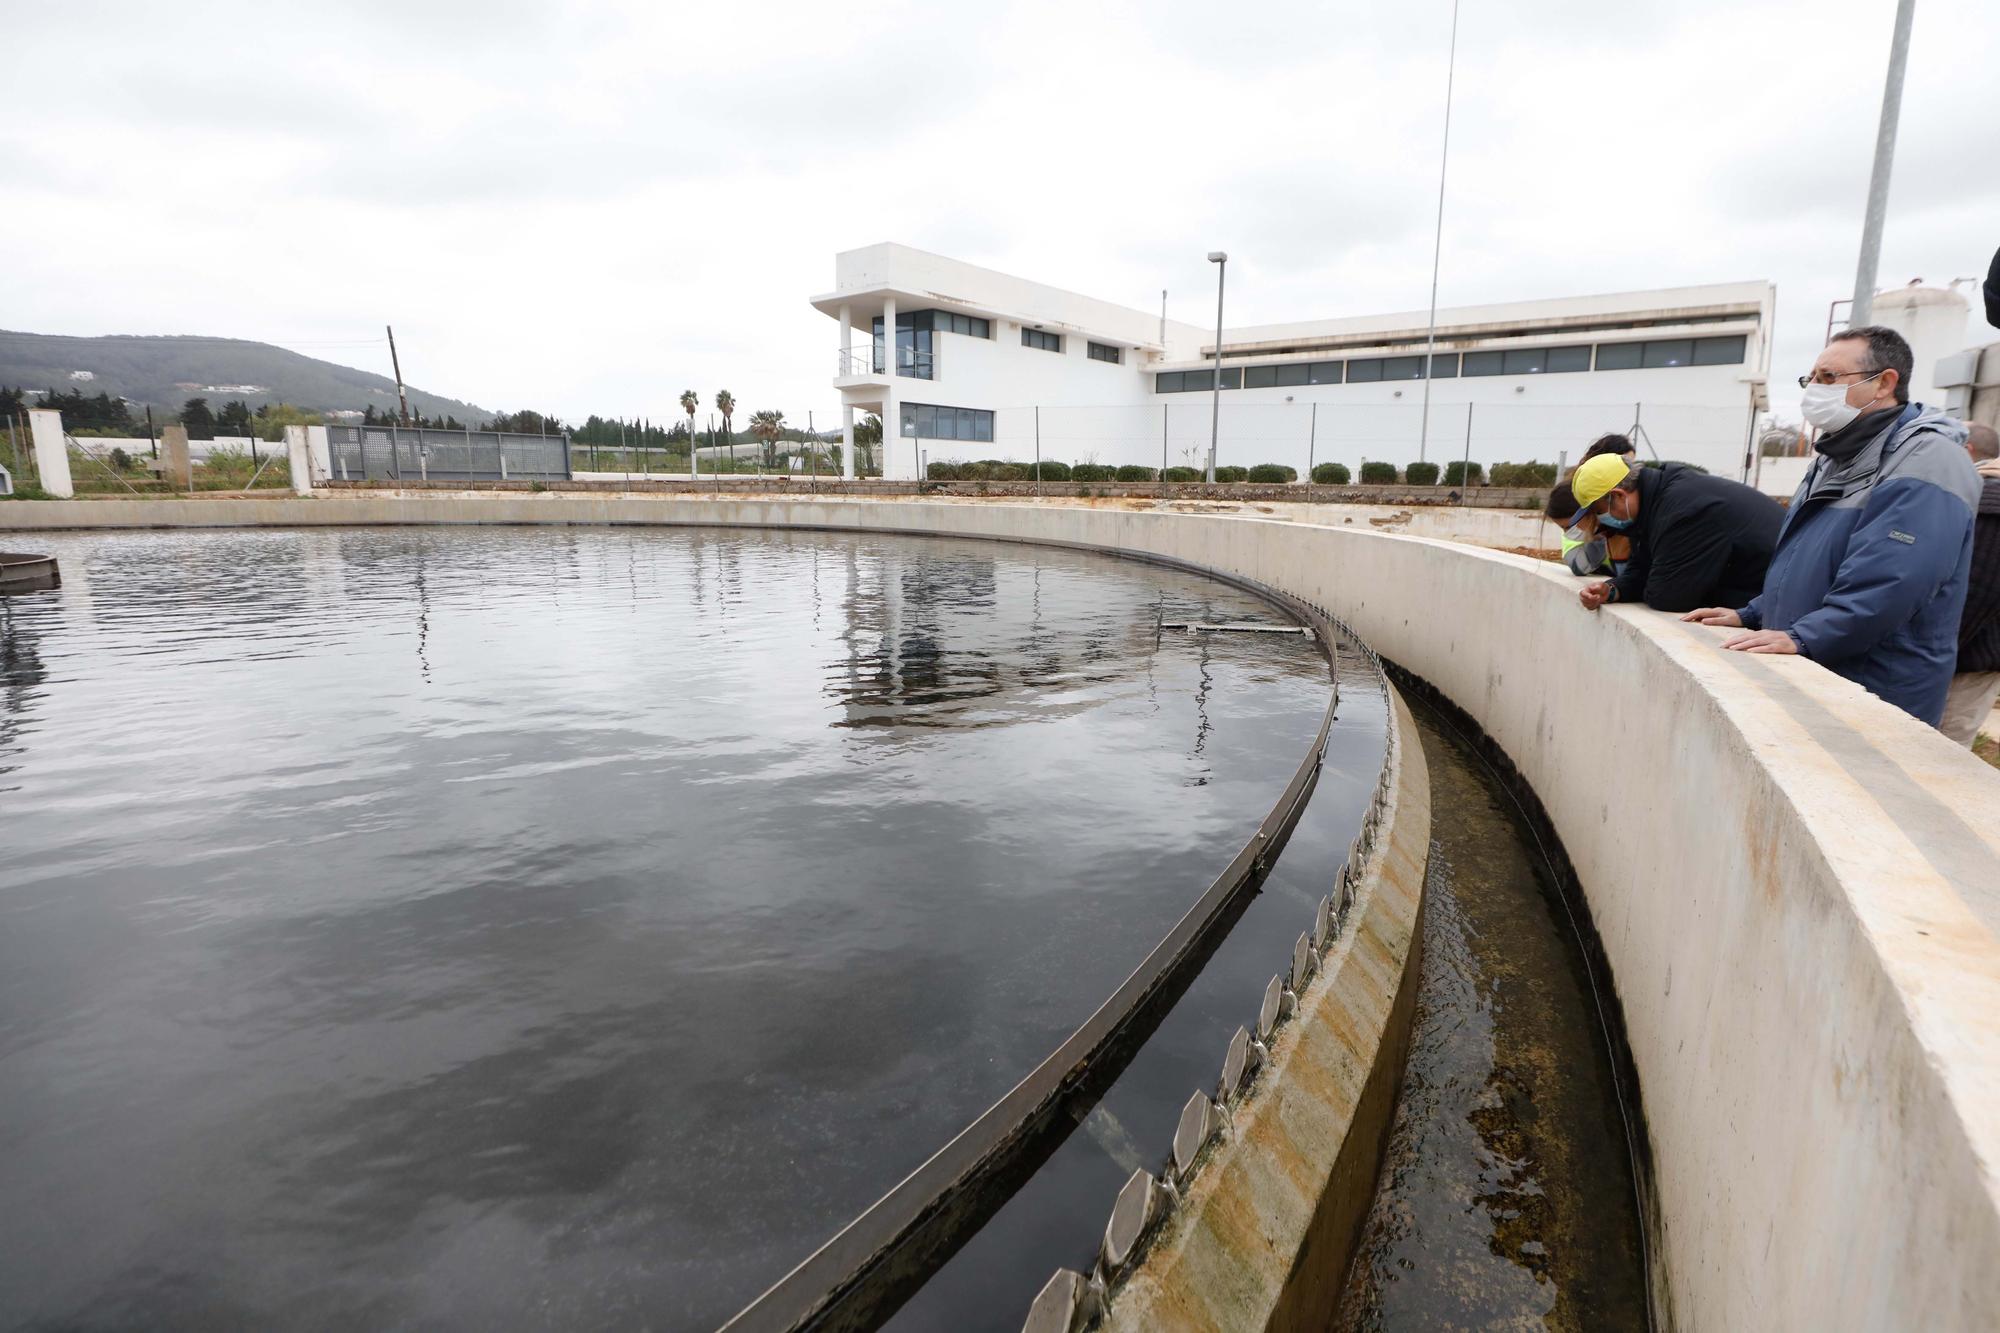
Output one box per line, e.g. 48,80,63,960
5,0,1995,424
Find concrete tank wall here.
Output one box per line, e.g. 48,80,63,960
7,494,2000,1330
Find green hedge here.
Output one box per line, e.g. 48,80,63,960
1405,461,1440,486
1213,465,1248,483
1031,460,1072,480
1359,461,1398,484
1071,463,1117,481
1115,464,1157,482
1246,463,1297,483
1311,462,1352,485
1489,460,1559,487
1162,466,1203,482
1442,460,1484,485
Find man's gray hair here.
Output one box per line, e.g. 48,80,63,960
1969,421,1999,460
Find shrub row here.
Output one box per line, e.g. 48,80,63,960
923,461,1297,484
916,458,1556,486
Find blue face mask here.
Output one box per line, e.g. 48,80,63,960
1596,512,1634,531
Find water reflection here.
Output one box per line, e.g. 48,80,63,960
0,527,1336,1332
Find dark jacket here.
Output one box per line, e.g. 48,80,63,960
1986,245,2000,329
1957,470,2000,674
1740,404,1980,724
1611,463,1783,613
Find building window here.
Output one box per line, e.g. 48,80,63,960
1273,362,1309,387
1642,339,1694,368
1423,353,1459,378
1308,361,1343,385
939,312,990,337
1692,335,1748,365
1545,345,1592,373
872,316,935,380
1461,351,1505,377
1156,371,1183,393
1502,348,1547,375
901,402,994,442
1594,341,1643,371
1380,355,1425,379
1170,367,1240,391
1244,365,1278,389
1022,328,1062,353
1087,341,1122,364
1347,358,1386,383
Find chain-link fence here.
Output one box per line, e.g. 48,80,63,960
325,425,571,482
896,400,1758,481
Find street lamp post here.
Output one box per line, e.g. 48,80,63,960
1207,251,1227,483
1850,0,1916,326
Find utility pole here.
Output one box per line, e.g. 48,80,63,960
1207,251,1227,483
1850,0,1916,326
386,324,412,426
1416,0,1461,468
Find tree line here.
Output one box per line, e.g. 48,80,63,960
3,386,869,467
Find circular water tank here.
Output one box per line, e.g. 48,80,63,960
1872,282,1970,404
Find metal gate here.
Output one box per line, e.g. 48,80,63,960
325,425,571,482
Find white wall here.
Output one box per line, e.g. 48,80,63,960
886,352,1757,479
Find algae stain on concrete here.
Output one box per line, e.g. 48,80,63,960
1334,706,1647,1332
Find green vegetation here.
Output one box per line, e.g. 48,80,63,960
1115,465,1157,482
1442,459,1484,485
1359,461,1398,484
1489,460,1559,487
1246,463,1297,484
1163,466,1202,482
1405,461,1440,486
1311,462,1351,484
1213,465,1248,483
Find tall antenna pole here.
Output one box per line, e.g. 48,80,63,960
386,324,412,426
1850,0,1916,326
1160,289,1167,348
1416,0,1461,469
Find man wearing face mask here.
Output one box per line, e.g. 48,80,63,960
1684,325,1980,727
1570,452,1781,613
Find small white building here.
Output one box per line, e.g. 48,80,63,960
812,242,1774,481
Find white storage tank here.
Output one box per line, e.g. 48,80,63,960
1870,281,1970,407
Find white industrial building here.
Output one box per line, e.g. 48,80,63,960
812,243,1774,481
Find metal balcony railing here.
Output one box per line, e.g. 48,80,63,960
835,346,937,380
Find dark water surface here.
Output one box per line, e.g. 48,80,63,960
889,642,1387,1331
1334,702,1648,1332
0,527,1339,1331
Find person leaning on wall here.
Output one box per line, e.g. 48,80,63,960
1569,452,1783,614
1548,480,1610,577
1548,434,1639,578
1684,325,1981,728
1940,422,2000,745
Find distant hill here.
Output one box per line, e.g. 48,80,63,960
0,330,492,423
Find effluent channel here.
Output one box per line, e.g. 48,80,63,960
0,525,1645,1331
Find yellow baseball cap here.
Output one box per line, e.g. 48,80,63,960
1568,454,1637,523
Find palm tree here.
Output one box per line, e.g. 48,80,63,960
715,390,736,471
748,409,786,468
679,389,699,476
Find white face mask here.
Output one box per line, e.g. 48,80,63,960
1800,372,1881,433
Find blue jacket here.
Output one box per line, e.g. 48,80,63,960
1740,403,1979,725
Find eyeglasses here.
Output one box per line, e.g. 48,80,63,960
1797,368,1884,389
